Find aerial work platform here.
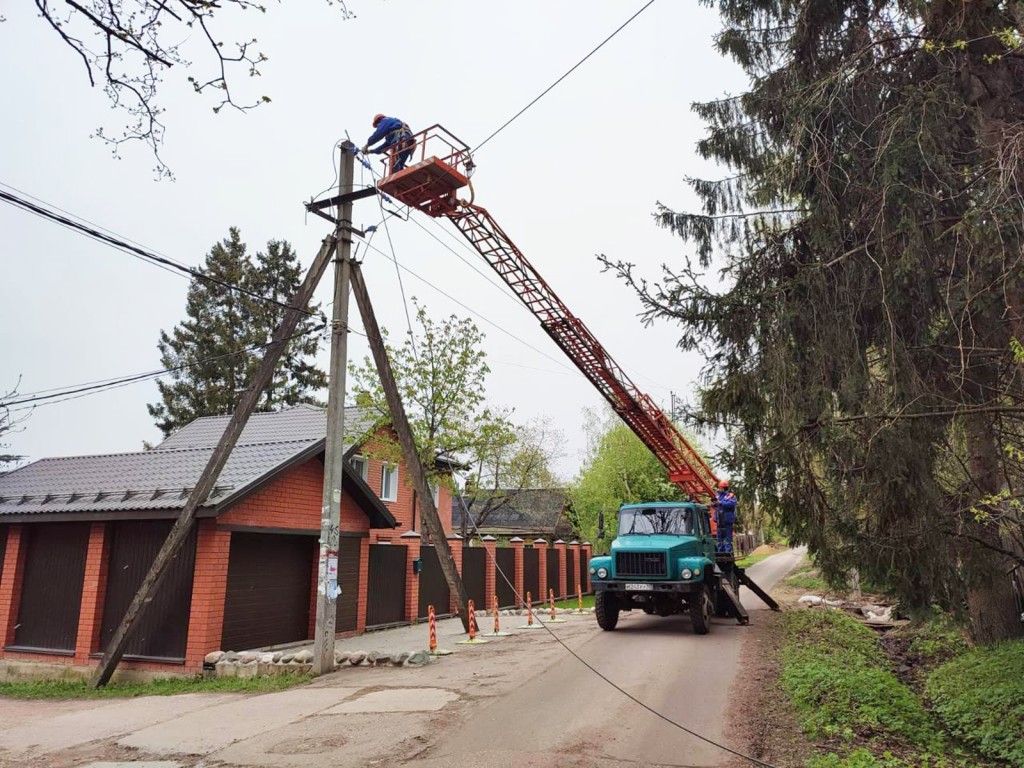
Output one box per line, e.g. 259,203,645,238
375,125,474,217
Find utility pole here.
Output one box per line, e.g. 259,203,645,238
312,141,356,674
350,262,472,631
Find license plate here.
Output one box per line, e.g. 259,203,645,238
624,583,653,591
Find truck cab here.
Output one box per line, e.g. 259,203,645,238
587,501,742,634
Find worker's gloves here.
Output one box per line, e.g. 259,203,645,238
361,145,369,154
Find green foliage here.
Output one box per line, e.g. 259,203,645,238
781,611,937,747
148,228,326,436
905,612,968,665
0,673,312,699
926,641,1024,765
603,0,1024,643
570,407,701,545
806,748,971,768
785,562,830,593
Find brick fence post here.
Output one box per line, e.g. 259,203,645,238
554,539,567,599
569,540,581,599
533,539,548,606
446,533,463,616
509,537,525,607
0,525,26,651
185,520,231,668
582,542,593,593
482,535,497,609
400,531,421,623
356,537,370,634
75,522,110,665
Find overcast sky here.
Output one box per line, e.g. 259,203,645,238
0,0,746,480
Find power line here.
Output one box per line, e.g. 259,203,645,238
471,0,658,154
452,478,780,768
0,187,314,316
2,323,327,411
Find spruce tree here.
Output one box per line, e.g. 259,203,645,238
148,228,326,437
603,0,1024,641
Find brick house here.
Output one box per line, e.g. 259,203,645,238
0,405,457,677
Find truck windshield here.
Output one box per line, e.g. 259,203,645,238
618,507,694,536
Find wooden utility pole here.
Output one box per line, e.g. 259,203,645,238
312,141,356,674
350,263,471,631
92,234,339,688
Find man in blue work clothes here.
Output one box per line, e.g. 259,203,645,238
362,114,415,173
713,480,738,553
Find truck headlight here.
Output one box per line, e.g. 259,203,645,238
681,568,693,580
589,567,596,575
597,567,608,579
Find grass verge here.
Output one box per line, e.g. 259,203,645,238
925,640,1024,765
0,673,313,700
554,594,595,610
735,551,777,568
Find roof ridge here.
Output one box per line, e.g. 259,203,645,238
30,437,321,464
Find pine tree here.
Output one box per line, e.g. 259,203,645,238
148,228,326,437
603,1,1024,642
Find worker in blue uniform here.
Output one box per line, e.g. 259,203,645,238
713,480,737,553
361,114,415,173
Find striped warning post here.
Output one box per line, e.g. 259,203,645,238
483,593,510,637
547,587,567,623
427,604,453,656
519,590,543,629
571,582,588,614
456,599,490,644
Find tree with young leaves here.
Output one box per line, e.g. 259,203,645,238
23,0,354,176
349,301,513,491
148,227,326,437
570,407,693,547
603,0,1024,642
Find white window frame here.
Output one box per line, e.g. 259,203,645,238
381,462,399,502
350,455,369,482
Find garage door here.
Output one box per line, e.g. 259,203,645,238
221,533,315,651
366,543,407,628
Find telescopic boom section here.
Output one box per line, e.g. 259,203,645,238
375,126,719,501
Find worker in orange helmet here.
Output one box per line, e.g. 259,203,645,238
713,479,737,554
361,114,415,173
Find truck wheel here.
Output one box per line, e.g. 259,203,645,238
688,585,713,635
595,591,620,631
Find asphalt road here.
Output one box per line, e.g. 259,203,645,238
413,546,807,768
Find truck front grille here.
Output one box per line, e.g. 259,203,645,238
615,551,667,578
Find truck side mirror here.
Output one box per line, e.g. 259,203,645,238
597,510,605,540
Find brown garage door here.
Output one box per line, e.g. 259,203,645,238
366,543,407,628
13,523,90,653
100,521,196,661
221,533,315,651
335,537,362,633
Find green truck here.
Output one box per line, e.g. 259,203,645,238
587,502,779,634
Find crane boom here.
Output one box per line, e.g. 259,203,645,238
371,125,720,501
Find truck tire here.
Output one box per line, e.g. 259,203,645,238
595,591,620,631
688,585,712,635
715,568,740,617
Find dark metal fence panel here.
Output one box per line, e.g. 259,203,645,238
418,545,451,619
546,549,560,599
221,533,315,651
14,523,90,652
566,549,578,597
462,547,486,610
495,548,516,608
367,544,407,627
101,521,196,660
523,547,539,604
335,537,362,633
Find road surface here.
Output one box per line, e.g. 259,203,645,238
0,547,805,768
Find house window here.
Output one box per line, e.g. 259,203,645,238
350,455,368,482
381,463,399,502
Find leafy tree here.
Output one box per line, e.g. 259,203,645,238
602,0,1024,641
23,0,354,176
349,301,511,488
570,407,693,547
461,416,565,537
148,227,326,437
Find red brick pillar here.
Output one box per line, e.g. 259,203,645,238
356,537,370,633
533,539,548,606
401,531,421,623
582,542,593,593
74,523,109,664
509,537,525,607
482,535,497,609
0,525,26,650
447,534,463,615
569,540,582,601
185,521,231,667
554,539,567,599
